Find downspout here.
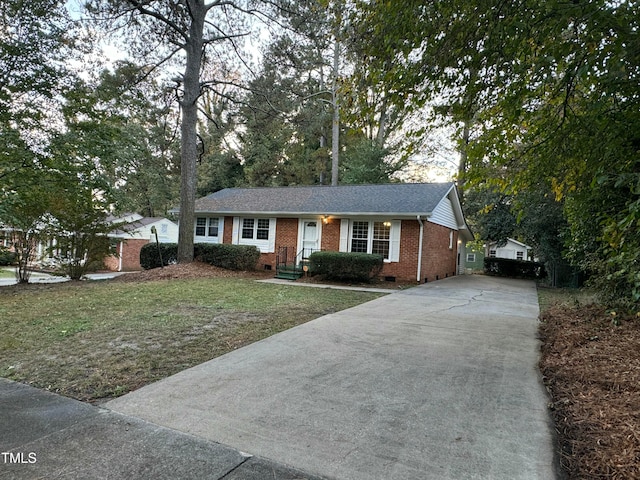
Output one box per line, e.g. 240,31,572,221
118,241,123,272
416,216,424,283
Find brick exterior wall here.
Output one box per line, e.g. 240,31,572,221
320,219,340,251
421,222,458,282
258,218,299,270
379,220,420,282
223,216,233,244
103,250,119,271
217,216,460,283
104,239,149,271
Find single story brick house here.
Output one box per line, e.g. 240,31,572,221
189,182,473,283
105,214,178,271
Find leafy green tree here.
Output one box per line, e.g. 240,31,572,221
62,63,180,216
0,0,75,282
358,0,640,307
85,0,258,262
0,176,52,283
1,0,73,187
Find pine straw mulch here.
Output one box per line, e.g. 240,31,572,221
539,304,640,479
111,262,274,282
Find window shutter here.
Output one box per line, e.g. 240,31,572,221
389,220,401,262
339,219,349,252
232,217,240,244
218,217,225,243
267,218,276,253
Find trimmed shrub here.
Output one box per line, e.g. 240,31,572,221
484,257,546,280
140,243,178,270
0,248,16,266
308,251,384,283
194,243,260,271
140,242,260,271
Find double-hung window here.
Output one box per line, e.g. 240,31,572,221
350,221,391,260
242,218,270,240
350,221,369,253
195,217,220,240
372,222,391,259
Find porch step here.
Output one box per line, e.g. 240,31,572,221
275,266,304,280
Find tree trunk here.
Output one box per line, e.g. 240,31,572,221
177,1,205,264
331,36,340,187
458,117,470,201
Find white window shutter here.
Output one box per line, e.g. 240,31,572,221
267,218,276,253
390,220,401,262
232,217,240,244
218,217,225,243
339,219,349,252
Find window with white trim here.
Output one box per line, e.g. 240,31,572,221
467,253,476,262
489,249,497,257
516,251,524,260
350,221,391,260
195,217,219,238
242,218,270,240
372,222,391,259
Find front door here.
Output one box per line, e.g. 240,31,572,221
301,220,319,260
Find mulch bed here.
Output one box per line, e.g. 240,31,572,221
539,304,640,479
111,262,273,282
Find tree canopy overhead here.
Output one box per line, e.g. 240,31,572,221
84,0,259,263
357,0,639,307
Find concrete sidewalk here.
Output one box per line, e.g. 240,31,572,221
107,275,559,480
0,378,323,479
0,270,127,287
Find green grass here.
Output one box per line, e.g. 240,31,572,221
537,285,597,313
0,277,383,403
0,268,15,278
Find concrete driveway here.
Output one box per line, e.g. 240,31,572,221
107,275,558,480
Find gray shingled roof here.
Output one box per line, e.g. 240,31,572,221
194,183,456,216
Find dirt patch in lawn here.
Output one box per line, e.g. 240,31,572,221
539,304,640,479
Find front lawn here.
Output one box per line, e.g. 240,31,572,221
0,273,383,403
0,268,15,278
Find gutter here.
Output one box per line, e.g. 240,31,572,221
416,215,424,283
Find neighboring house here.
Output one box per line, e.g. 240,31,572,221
463,245,485,273
486,238,533,261
189,183,473,283
104,215,179,271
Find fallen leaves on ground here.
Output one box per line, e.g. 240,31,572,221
112,262,273,282
539,304,640,479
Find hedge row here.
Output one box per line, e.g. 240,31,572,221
194,243,260,271
308,251,383,282
0,248,16,266
140,243,260,271
484,257,546,279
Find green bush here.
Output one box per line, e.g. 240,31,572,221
195,243,260,271
484,257,546,279
308,251,384,283
140,243,178,270
140,242,260,271
0,247,16,266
